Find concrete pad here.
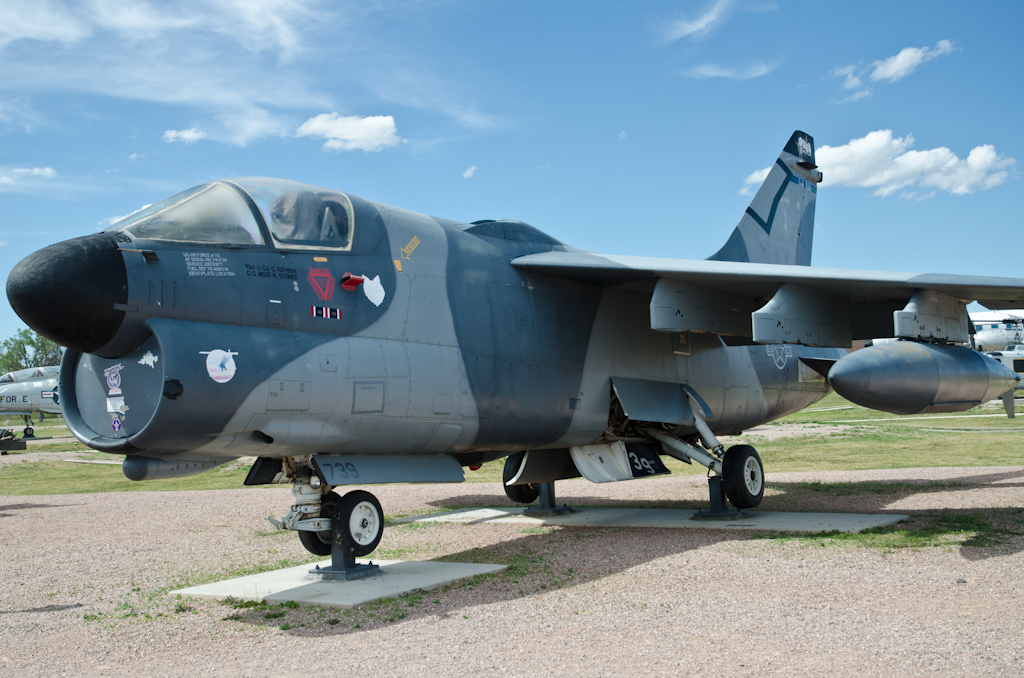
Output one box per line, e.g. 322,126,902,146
398,507,907,533
171,559,505,609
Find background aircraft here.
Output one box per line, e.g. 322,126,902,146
0,366,60,436
970,310,1024,352
6,131,1021,570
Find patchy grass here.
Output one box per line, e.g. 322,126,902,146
772,509,1024,550
0,458,257,495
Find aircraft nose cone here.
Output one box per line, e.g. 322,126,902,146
6,233,128,353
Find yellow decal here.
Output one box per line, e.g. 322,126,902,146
313,256,328,262
393,259,403,272
401,235,420,260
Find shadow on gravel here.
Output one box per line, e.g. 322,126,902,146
0,603,84,614
217,526,746,638
0,502,79,517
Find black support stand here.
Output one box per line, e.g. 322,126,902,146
691,476,746,521
309,539,382,581
523,481,575,517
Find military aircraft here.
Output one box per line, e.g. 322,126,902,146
0,365,60,436
7,131,1023,572
970,310,1024,352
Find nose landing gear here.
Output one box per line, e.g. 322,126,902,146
271,471,386,580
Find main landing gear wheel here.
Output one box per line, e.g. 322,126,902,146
332,490,384,557
722,445,764,509
502,452,540,504
23,427,34,438
298,490,342,556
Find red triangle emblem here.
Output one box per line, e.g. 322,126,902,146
306,267,335,301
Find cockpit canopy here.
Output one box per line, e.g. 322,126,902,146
0,366,59,384
104,178,355,251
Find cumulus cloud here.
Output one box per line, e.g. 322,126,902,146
296,112,402,152
830,40,957,102
816,130,1015,196
685,61,776,80
462,165,477,179
738,166,771,196
163,128,207,143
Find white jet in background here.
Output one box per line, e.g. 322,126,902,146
0,366,60,437
971,311,1024,352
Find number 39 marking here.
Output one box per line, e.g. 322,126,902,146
330,462,359,480
628,452,654,475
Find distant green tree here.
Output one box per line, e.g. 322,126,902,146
0,329,63,374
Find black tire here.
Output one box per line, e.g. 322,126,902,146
23,427,34,438
722,445,764,509
502,452,539,504
332,490,384,557
297,491,343,556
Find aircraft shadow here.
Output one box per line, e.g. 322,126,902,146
0,502,80,518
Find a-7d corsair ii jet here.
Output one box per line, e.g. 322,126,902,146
7,131,1022,569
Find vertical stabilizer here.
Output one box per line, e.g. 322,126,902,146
708,131,822,266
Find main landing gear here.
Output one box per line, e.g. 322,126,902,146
22,415,34,438
271,472,385,580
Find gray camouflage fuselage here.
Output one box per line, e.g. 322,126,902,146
58,199,837,465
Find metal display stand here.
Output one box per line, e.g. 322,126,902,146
309,540,382,581
523,481,576,517
691,476,746,521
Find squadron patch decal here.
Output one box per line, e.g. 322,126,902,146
104,363,124,395
307,267,335,301
200,349,239,383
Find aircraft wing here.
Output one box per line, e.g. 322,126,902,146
511,251,1024,346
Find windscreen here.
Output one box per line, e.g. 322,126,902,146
105,182,264,245
232,178,354,251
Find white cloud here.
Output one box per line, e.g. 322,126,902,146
840,89,871,103
685,61,776,79
830,40,957,103
662,0,736,41
162,128,206,144
462,165,477,179
0,165,58,191
816,129,1015,196
870,39,956,83
0,1,498,142
100,203,152,227
830,64,863,90
619,131,627,140
738,166,771,196
11,167,56,178
296,112,402,152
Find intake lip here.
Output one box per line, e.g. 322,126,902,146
6,233,128,354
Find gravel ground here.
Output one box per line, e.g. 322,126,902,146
2,468,1023,677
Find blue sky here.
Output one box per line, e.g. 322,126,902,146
1,0,1021,341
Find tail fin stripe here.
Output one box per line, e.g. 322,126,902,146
747,158,794,236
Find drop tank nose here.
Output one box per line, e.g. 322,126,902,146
6,234,128,354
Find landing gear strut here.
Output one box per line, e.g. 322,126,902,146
22,416,34,438
271,472,385,580
647,394,765,515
